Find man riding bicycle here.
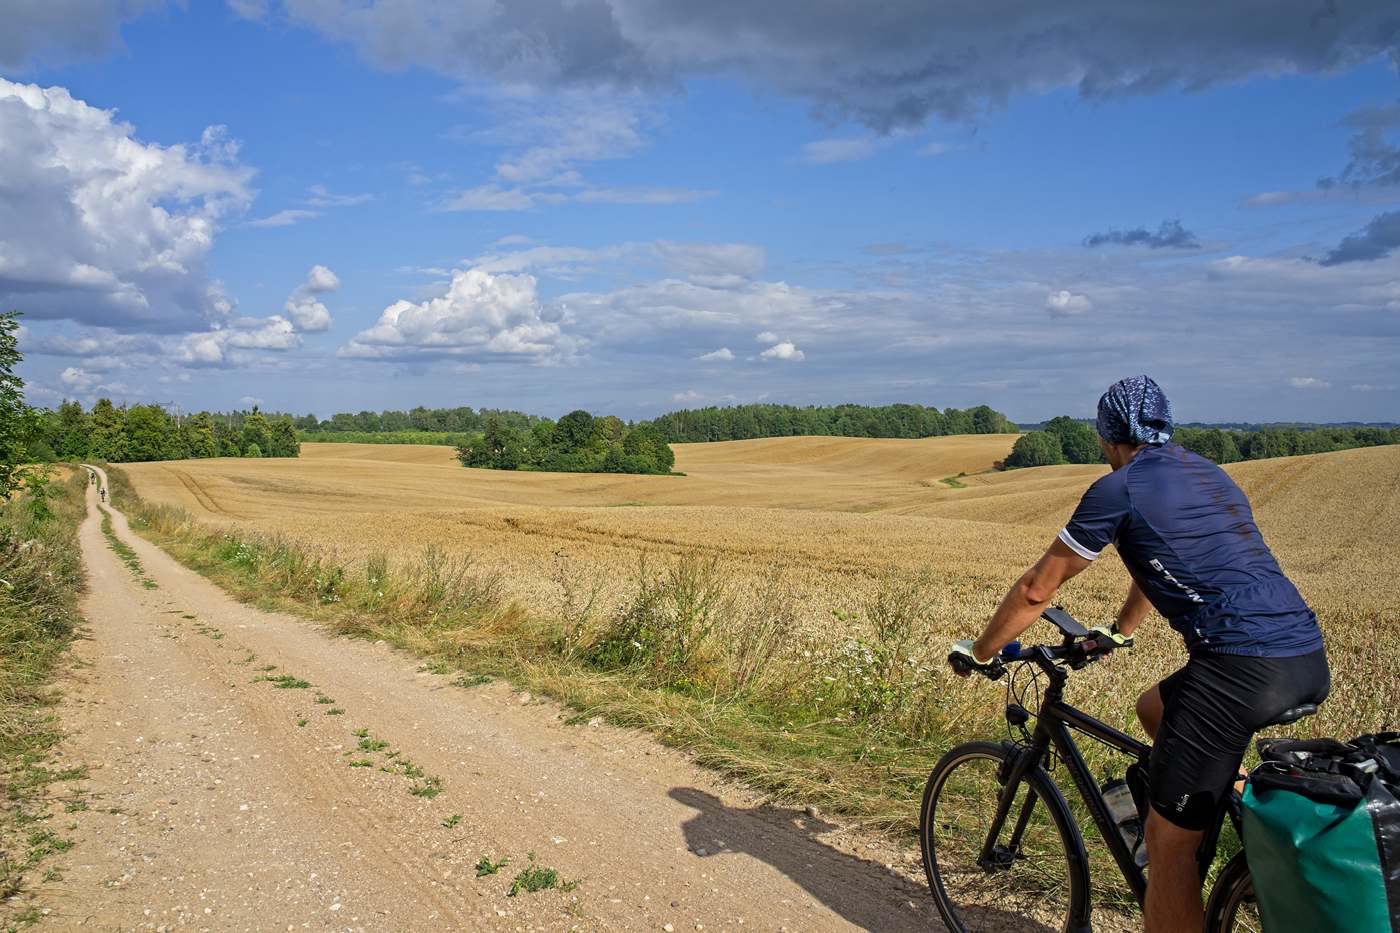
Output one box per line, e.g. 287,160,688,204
951,376,1329,933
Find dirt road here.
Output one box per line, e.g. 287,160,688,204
32,469,936,931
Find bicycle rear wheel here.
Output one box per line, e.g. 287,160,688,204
920,741,1085,932
1204,853,1262,933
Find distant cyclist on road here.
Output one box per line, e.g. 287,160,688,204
950,375,1329,933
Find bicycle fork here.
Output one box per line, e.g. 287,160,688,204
977,742,1047,870
977,726,1097,932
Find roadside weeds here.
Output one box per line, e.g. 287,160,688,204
0,468,89,924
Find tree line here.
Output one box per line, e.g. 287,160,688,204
1004,417,1400,469
297,406,538,435
457,410,675,475
32,401,301,463
641,403,1019,443
292,401,1022,450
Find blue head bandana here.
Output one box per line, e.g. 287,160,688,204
1096,375,1173,447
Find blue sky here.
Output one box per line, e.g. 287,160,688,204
3,1,1399,423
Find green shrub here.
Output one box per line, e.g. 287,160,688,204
1004,431,1065,468
1043,416,1102,464
456,409,676,476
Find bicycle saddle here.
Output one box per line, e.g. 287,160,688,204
1265,703,1319,727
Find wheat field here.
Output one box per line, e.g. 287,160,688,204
122,436,1399,742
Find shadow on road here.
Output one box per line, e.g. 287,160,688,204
670,786,933,931
670,787,1053,932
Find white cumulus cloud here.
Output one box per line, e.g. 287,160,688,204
760,340,805,361
59,366,98,392
697,347,733,361
1289,376,1331,390
341,268,571,361
282,264,340,332
672,389,703,402
176,316,299,366
1046,290,1093,317
55,365,132,398
0,78,253,331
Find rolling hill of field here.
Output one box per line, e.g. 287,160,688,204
121,436,1399,746
124,433,1022,517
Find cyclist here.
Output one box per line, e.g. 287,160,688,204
950,375,1329,933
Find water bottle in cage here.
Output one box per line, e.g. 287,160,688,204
1101,778,1147,868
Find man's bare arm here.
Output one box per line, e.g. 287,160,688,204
1115,580,1152,636
970,539,1093,662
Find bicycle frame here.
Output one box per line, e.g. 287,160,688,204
978,649,1239,930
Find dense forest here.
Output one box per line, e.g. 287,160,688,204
640,403,1018,442
31,400,300,463
293,402,1017,444
1004,417,1400,469
457,411,675,475
297,406,539,435
297,431,476,446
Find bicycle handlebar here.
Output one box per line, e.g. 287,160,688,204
947,608,1133,681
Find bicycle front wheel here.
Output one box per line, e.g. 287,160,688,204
920,741,1086,932
1204,853,1262,933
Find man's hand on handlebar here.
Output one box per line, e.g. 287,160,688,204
948,639,1006,680
1089,622,1132,650
948,611,1135,680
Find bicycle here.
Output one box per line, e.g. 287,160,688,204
921,606,1315,932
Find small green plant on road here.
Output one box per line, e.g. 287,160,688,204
507,853,577,896
99,506,156,589
255,673,311,689
475,855,508,877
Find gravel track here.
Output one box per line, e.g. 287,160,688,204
32,469,938,931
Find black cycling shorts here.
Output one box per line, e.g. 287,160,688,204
1149,648,1330,830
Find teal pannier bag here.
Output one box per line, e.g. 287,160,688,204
1242,734,1400,933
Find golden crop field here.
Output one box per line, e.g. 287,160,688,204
122,436,1400,742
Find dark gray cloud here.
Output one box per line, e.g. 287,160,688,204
1083,219,1199,250
0,0,163,70
1318,99,1400,189
275,0,1400,129
1317,127,1400,189
1319,210,1400,264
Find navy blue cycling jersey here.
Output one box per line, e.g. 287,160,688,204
1059,444,1322,657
